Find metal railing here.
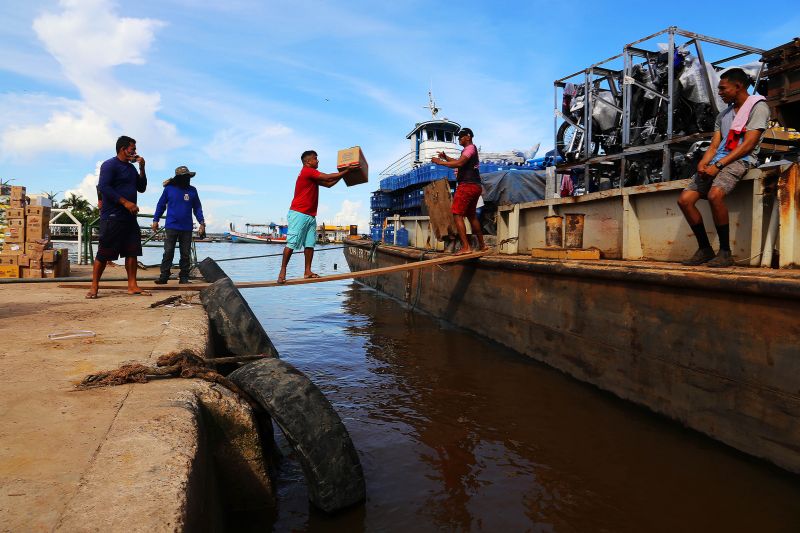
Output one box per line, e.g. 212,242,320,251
81,213,197,267
49,208,83,256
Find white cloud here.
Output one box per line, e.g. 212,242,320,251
0,0,183,158
196,184,257,195
331,199,368,233
198,198,248,233
63,161,102,205
205,123,324,167
2,107,113,158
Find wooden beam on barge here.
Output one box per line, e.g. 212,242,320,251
57,250,490,291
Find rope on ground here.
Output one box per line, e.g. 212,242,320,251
76,349,264,408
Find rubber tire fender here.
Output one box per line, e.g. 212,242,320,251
197,257,229,282
200,277,279,357
229,358,366,513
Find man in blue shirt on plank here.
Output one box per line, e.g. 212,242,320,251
88,135,147,299
152,166,205,284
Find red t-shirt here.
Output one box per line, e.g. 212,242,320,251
289,166,321,216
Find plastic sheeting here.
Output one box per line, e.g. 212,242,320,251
480,169,546,205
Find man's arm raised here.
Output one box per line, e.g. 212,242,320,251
311,168,352,188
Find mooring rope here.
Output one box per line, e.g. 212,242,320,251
76,349,262,408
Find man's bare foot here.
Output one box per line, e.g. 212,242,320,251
277,270,287,284
85,291,99,299
454,248,473,256
304,272,321,279
127,288,151,296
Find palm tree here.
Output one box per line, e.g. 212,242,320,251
0,178,13,197
42,190,61,203
60,193,90,212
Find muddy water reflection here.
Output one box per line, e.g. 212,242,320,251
203,244,800,532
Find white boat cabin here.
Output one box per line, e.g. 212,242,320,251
407,119,462,164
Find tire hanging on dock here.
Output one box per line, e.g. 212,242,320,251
229,358,366,513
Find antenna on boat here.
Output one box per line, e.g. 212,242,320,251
424,88,439,119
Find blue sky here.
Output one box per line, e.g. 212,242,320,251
1,0,797,231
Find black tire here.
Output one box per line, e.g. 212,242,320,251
200,277,279,357
557,120,600,159
197,257,229,283
556,121,573,158
229,358,366,513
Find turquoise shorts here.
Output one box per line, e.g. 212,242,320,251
286,210,317,250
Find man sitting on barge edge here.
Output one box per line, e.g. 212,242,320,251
677,68,769,267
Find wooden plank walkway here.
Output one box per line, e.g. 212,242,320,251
58,250,490,291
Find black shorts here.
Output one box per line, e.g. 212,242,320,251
96,218,142,262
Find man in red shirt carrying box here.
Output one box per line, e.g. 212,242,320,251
277,150,352,284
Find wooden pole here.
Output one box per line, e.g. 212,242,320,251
58,250,491,291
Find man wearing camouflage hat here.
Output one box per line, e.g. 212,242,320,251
152,165,205,284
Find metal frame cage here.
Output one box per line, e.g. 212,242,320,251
553,26,765,191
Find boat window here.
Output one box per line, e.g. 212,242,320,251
445,131,453,142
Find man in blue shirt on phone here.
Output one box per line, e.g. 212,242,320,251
88,135,147,299
152,166,205,284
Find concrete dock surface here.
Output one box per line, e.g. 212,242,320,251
0,268,271,532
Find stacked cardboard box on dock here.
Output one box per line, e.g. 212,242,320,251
0,185,70,279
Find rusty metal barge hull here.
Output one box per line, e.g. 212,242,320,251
344,241,800,474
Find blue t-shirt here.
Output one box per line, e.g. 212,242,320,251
97,157,146,221
153,185,205,231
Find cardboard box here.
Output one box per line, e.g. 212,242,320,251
10,186,26,199
21,267,42,279
29,259,42,270
337,146,369,187
3,226,24,242
42,249,57,263
16,254,30,268
0,265,20,278
1,243,24,255
6,208,25,219
0,254,18,266
28,195,53,208
9,198,26,209
8,218,25,229
26,239,52,252
57,248,70,277
26,206,51,218
26,221,50,241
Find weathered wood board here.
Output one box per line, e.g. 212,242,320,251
423,179,457,240
531,247,601,260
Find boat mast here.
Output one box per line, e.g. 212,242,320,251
424,89,439,119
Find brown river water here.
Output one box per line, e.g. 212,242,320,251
185,243,800,531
